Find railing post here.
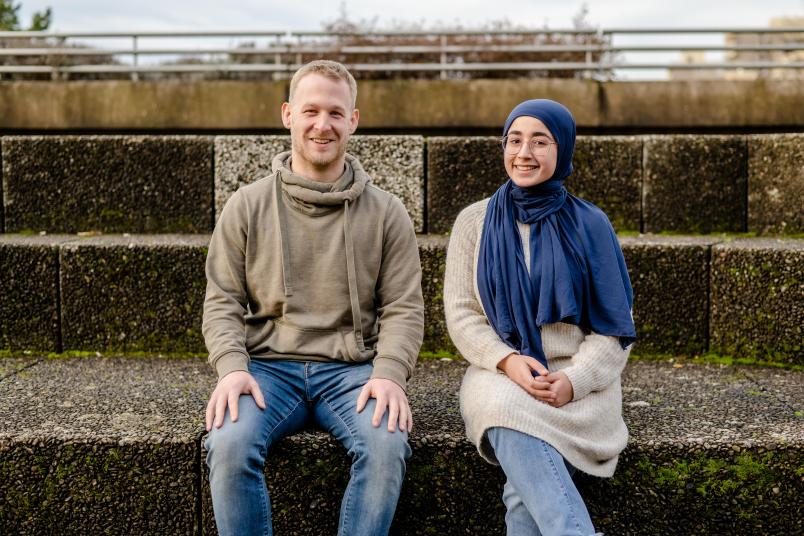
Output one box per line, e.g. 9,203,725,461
131,35,139,82
598,29,608,80
440,34,447,80
51,35,66,81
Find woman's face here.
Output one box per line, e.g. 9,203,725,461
503,116,558,188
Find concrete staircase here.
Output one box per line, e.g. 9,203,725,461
1,135,802,535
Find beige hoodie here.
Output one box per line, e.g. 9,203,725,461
203,152,424,389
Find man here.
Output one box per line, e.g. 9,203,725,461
202,60,424,536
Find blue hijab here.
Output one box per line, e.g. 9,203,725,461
477,99,636,368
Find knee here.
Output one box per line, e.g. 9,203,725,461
353,428,411,470
205,419,267,473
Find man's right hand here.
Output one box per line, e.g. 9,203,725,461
497,353,555,404
205,370,266,431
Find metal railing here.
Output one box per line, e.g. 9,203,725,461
0,27,802,80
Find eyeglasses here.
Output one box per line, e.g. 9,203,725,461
500,135,556,156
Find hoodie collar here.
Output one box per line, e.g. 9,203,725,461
272,151,369,215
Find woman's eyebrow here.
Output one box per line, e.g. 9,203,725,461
507,129,552,138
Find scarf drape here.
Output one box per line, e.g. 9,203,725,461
477,100,636,368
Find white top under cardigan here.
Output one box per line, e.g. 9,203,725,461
444,199,630,477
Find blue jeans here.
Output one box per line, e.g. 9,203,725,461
205,359,411,536
487,427,601,536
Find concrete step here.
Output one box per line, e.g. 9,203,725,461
1,234,801,365
1,134,802,235
0,356,800,535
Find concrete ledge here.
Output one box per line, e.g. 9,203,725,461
643,135,747,233
214,135,425,231
601,79,804,128
4,234,803,359
60,235,209,352
2,79,802,130
0,235,73,351
748,134,804,235
710,238,803,365
0,80,288,130
1,136,214,234
0,357,207,535
0,356,800,535
621,235,719,355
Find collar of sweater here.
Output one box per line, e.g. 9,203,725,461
272,151,368,215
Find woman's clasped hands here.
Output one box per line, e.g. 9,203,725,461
497,353,573,408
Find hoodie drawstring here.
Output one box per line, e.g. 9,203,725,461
275,175,294,296
343,200,365,351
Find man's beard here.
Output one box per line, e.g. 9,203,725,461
297,136,346,170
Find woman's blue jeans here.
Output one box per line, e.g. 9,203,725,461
205,359,411,536
487,427,601,536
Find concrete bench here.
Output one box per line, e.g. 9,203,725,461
0,355,800,535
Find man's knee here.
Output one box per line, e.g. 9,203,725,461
206,400,269,470
354,425,412,470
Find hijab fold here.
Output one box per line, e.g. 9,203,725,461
477,100,636,368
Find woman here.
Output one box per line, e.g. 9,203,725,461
443,99,636,536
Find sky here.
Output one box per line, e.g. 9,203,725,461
16,0,804,33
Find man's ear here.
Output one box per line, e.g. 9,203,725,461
281,102,292,129
349,108,359,134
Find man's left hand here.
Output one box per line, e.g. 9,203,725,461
356,378,413,433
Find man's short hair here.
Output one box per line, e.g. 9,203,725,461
289,60,358,110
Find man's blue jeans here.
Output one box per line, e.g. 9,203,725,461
205,359,411,536
487,427,601,536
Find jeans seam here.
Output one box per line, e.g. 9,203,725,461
320,394,358,533
540,440,583,534
263,399,305,454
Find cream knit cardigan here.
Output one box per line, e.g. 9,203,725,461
444,199,630,477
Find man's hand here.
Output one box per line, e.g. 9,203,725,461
497,353,555,404
546,371,573,408
205,370,266,431
356,378,412,433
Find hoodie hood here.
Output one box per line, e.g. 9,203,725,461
272,151,369,215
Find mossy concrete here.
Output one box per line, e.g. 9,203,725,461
571,136,642,231
59,235,209,353
643,135,748,233
747,133,804,235
0,355,799,535
0,235,74,351
417,234,455,355
426,137,506,234
427,136,643,234
710,238,803,365
0,356,212,535
214,135,425,231
1,136,214,233
620,235,720,355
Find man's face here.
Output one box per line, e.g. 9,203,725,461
281,73,359,181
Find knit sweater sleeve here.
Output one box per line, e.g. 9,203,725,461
202,189,251,381
561,332,631,401
444,202,517,372
372,195,425,390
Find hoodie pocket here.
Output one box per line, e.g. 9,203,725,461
250,318,371,362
